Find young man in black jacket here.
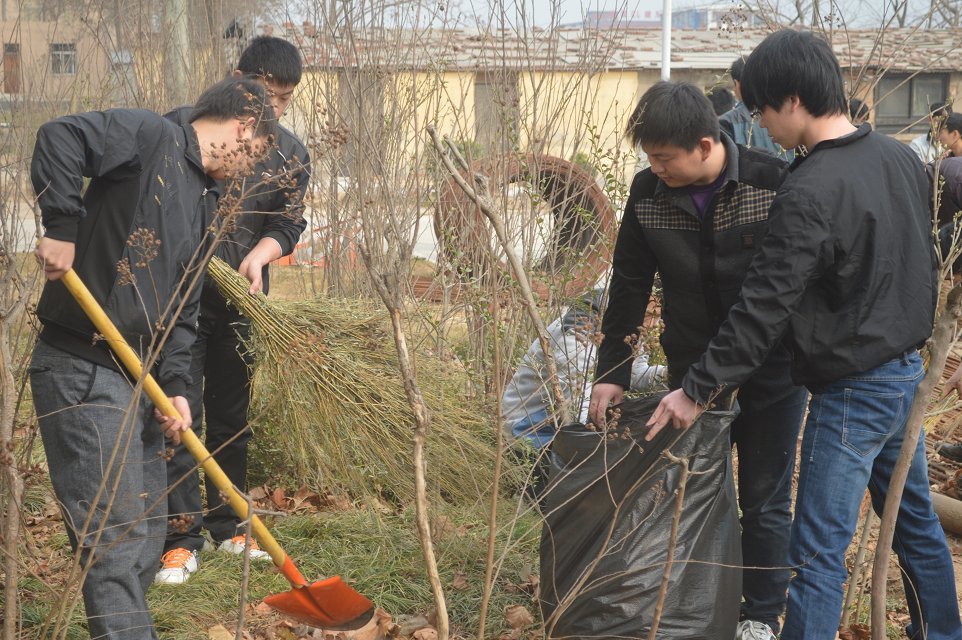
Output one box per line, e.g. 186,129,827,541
590,81,808,640
30,78,275,639
156,36,311,584
646,30,961,640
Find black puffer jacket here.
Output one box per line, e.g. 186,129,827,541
31,109,211,396
597,135,797,403
682,124,938,404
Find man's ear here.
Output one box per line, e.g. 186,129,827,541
237,116,256,139
231,69,243,79
699,137,713,159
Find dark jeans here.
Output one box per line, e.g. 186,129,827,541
31,341,165,639
164,287,253,553
731,383,808,633
782,352,961,640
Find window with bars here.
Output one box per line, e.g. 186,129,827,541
50,43,77,75
873,72,948,134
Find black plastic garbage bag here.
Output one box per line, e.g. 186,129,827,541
539,393,741,639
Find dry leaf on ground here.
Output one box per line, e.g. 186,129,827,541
271,487,289,510
208,625,234,640
504,605,534,630
412,628,438,640
450,572,469,590
838,623,870,640
308,608,394,640
397,615,430,636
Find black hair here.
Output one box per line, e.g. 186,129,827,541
849,98,869,122
740,30,847,118
625,81,720,150
930,101,953,118
729,56,746,83
943,112,962,136
190,78,277,140
236,36,302,87
707,87,735,116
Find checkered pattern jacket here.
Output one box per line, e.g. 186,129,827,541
597,135,795,393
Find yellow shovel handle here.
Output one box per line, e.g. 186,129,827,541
60,269,296,577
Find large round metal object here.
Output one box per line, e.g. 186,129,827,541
433,153,617,300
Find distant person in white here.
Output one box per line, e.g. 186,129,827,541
910,101,952,163
502,288,665,448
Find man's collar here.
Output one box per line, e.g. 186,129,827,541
793,122,871,168
182,123,206,174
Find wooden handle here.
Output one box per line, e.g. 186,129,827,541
60,269,300,581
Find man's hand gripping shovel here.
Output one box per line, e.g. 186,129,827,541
60,269,375,629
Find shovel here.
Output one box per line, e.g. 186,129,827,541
60,268,375,629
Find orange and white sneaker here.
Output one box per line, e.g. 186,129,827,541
154,548,199,584
217,535,271,561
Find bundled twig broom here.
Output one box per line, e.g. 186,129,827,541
207,256,501,504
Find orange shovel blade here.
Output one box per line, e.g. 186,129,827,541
263,576,375,629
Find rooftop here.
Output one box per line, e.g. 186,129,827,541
259,23,962,73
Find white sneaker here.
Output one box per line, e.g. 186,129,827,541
217,535,271,561
154,548,199,584
735,620,777,640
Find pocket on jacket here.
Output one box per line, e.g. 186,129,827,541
840,388,904,457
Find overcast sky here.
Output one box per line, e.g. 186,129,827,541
513,0,933,28
282,0,938,31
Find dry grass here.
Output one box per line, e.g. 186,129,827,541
208,257,512,505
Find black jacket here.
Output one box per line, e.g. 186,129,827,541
31,109,211,396
928,155,962,227
682,124,938,404
166,106,310,295
597,135,798,404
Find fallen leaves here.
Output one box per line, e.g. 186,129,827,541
246,484,354,514
450,572,469,591
504,567,540,599
497,604,535,639
395,615,429,637
310,608,397,640
838,623,870,640
208,625,235,640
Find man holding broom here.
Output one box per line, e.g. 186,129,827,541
156,35,311,584
30,79,275,639
644,30,961,640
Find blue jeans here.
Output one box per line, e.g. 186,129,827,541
782,352,961,640
509,407,554,449
30,341,165,640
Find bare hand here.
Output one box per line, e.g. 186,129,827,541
645,388,703,441
154,396,191,446
35,237,75,281
237,238,282,294
589,382,624,427
943,366,962,399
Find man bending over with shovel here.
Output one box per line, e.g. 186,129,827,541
29,78,275,639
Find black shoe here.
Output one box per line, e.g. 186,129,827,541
938,442,962,463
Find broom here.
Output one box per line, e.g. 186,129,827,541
206,256,503,504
